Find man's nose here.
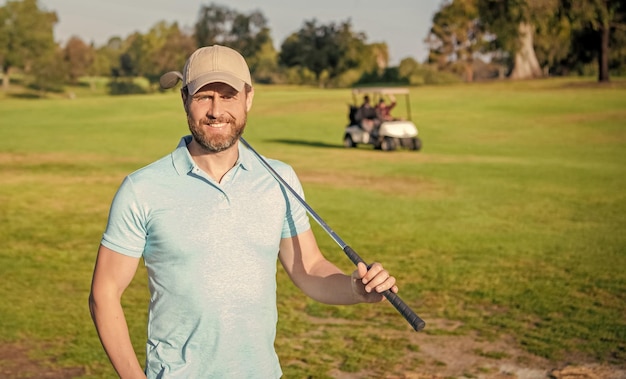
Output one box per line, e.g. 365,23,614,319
208,99,221,118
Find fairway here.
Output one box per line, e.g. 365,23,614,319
0,78,625,378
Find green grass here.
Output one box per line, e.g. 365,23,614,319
0,78,625,377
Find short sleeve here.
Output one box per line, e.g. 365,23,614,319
100,176,148,258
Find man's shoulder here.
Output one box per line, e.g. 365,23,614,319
127,153,177,183
240,148,297,182
127,137,191,182
258,155,292,172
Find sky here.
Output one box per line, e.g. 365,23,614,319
32,0,442,65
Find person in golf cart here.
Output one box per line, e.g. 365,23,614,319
376,94,397,121
354,95,381,135
89,45,399,379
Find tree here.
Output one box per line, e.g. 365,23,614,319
560,0,626,82
246,39,280,84
149,22,195,82
369,42,389,75
0,0,57,90
228,10,272,58
31,45,66,95
194,3,272,80
62,36,95,84
279,19,368,87
195,3,230,47
92,37,124,78
127,21,195,86
477,0,559,79
531,7,572,76
117,32,145,78
426,0,485,82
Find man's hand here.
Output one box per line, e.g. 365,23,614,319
351,262,398,303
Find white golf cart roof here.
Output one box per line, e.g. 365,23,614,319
351,87,410,96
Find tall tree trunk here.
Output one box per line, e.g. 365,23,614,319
510,22,543,80
598,23,610,82
464,62,474,82
2,66,11,91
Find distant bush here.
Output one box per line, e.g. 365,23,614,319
107,77,149,95
284,66,317,86
354,62,462,87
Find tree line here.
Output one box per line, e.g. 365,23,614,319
1,0,624,96
427,0,625,82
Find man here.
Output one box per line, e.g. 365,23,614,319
89,45,398,378
355,95,379,133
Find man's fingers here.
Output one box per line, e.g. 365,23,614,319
356,261,368,278
360,262,396,293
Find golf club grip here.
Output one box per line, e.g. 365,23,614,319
343,246,426,331
383,289,426,331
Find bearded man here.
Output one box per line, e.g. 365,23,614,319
89,45,398,379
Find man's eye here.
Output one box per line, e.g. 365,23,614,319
195,96,210,102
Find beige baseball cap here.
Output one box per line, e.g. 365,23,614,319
159,45,251,94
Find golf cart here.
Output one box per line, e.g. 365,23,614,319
344,87,422,151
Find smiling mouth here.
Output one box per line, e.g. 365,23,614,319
207,122,228,128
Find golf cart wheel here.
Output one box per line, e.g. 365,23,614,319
343,134,356,148
411,137,422,151
381,136,396,151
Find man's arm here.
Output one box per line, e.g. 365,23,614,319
89,245,146,379
278,229,397,305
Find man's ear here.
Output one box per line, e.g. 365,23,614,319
246,87,254,112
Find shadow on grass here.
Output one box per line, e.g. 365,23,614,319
7,93,45,99
266,139,344,149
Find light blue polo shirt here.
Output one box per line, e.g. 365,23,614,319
101,135,311,378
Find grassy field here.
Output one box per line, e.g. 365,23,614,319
0,78,625,378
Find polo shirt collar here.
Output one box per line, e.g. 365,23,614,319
172,135,253,176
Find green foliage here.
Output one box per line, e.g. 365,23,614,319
283,65,317,86
0,79,625,377
194,4,271,68
395,57,463,85
29,47,66,94
106,77,149,95
119,22,195,86
0,0,57,84
560,0,626,81
86,38,119,78
533,8,572,73
427,0,487,81
279,19,371,87
355,67,410,86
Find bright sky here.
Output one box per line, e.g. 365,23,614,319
33,0,442,65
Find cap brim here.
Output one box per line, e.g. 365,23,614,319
186,72,246,94
160,71,183,89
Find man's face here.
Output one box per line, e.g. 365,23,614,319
184,82,254,153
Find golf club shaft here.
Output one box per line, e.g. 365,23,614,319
240,137,425,332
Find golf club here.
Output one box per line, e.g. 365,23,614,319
240,137,426,332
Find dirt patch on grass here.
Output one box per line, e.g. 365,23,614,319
311,317,625,379
396,322,625,379
0,343,85,379
1,326,624,379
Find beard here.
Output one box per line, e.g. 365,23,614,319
187,113,247,153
